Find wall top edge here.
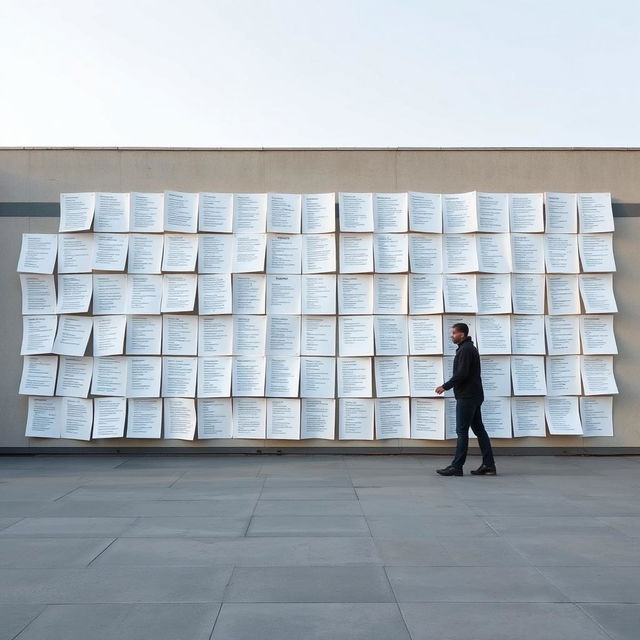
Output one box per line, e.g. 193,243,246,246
1,147,640,152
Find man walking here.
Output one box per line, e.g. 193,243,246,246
435,322,496,476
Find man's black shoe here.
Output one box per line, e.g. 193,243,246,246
436,466,463,476
470,464,497,475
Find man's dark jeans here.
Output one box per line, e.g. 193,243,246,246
451,395,495,470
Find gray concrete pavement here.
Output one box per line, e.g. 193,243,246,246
0,453,639,639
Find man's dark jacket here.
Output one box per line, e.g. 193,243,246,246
442,336,484,399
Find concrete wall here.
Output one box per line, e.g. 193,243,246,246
1,148,638,452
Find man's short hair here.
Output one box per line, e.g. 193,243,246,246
451,322,469,337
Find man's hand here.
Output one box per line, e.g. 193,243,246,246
435,386,445,395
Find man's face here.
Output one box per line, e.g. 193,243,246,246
450,327,466,344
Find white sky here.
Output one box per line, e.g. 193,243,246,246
1,0,639,147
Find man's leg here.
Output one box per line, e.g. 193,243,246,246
470,402,495,467
450,398,475,470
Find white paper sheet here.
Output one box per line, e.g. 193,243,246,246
409,398,445,442
25,396,60,438
19,355,58,396
58,233,94,273
443,234,478,273
373,193,408,233
20,274,56,314
545,396,583,435
511,396,546,437
130,192,164,232
163,398,196,440
408,192,442,233
577,193,614,233
337,357,372,397
56,355,93,398
300,357,335,398
233,193,267,233
302,275,336,315
198,274,232,315
198,234,233,273
546,355,581,396
59,397,93,441
374,315,408,356
197,356,232,398
443,192,477,233
161,356,197,397
578,233,616,272
265,357,300,397
409,274,443,315
375,356,410,397
408,315,443,355
93,233,129,271
267,193,302,234
579,274,617,313
444,397,458,439
511,274,545,314
266,315,300,356
443,275,477,313
21,315,57,355
301,398,335,439
57,274,92,314
127,398,162,438
373,233,408,273
17,234,58,274
477,274,511,315
50,315,92,356
162,315,198,355
338,316,374,356
164,191,198,233
470,397,510,439
339,233,373,273
477,193,509,232
302,234,335,274
232,356,266,396
161,274,197,313
232,234,266,272
375,397,410,439
266,398,300,439
338,398,374,440
267,234,302,274
510,193,543,232
544,234,579,273
59,193,95,232
267,275,301,315
546,275,580,315
338,275,373,315
232,397,266,438
408,356,443,397
511,315,546,354
511,355,547,395
408,233,442,273
301,316,336,356
302,193,335,234
198,193,233,233
199,316,233,356
545,193,577,233
126,356,161,397
339,193,374,232
579,315,617,355
580,396,613,437
480,356,511,396
128,234,163,274
93,274,127,315
580,355,618,395
233,315,266,355
126,315,162,355
476,315,511,354
373,274,407,315
162,234,198,271
126,274,162,315
232,274,265,315
476,233,511,273
94,193,129,233
511,234,545,273
197,398,233,439
91,356,127,396
545,315,581,355
93,396,126,439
